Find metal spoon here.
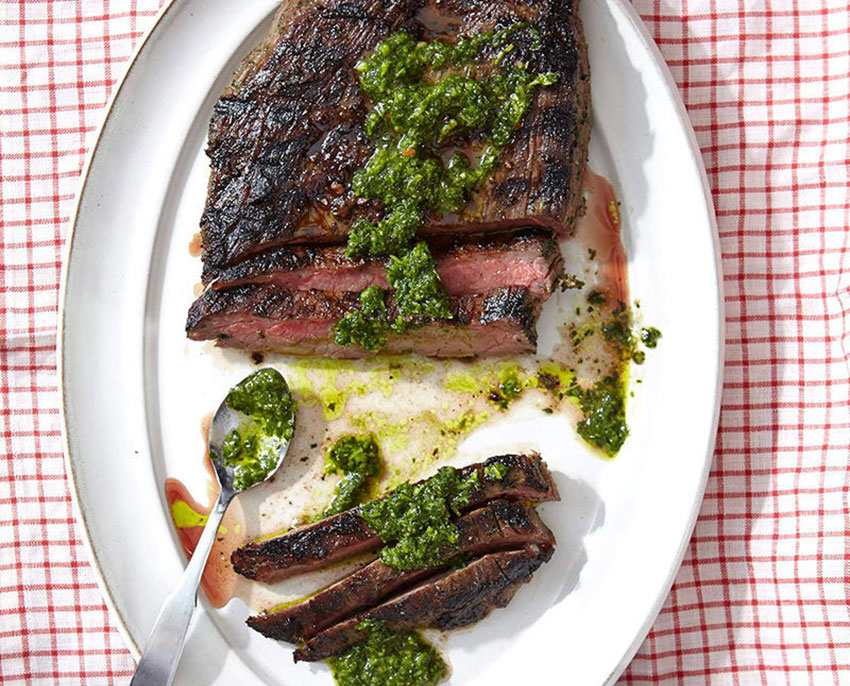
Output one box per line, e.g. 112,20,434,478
130,369,295,686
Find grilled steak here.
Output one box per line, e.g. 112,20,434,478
247,499,555,642
211,232,563,298
185,284,541,357
293,544,553,662
232,454,559,583
199,0,590,283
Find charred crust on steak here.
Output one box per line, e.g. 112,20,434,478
231,454,558,584
292,544,553,662
245,499,555,643
231,509,376,582
197,0,590,283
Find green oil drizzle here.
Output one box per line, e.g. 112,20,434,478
288,357,434,420
346,407,489,489
170,500,208,529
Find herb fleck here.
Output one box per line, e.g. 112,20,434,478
489,369,524,410
555,273,585,291
641,327,663,348
483,462,509,481
586,290,606,305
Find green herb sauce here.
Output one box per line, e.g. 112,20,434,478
568,374,629,457
534,362,628,457
320,434,382,518
483,462,509,481
600,302,639,362
333,286,392,353
358,466,480,570
488,367,524,410
322,473,368,519
330,620,447,686
326,434,382,475
220,369,295,490
386,242,453,324
334,26,559,350
557,294,663,455
536,361,576,399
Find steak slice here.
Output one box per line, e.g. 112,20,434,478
185,284,542,358
232,454,559,583
210,232,563,299
199,0,590,283
247,499,555,643
293,544,553,662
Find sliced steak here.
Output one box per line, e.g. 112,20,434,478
199,0,590,283
247,499,555,642
211,232,563,299
185,284,541,358
294,544,553,662
232,454,559,583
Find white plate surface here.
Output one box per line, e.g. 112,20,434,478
60,1,723,684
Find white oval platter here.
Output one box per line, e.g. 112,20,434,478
60,0,724,684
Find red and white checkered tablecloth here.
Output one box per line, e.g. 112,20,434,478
1,0,848,683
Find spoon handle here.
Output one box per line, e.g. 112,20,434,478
130,492,231,686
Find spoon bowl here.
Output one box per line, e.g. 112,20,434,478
207,368,296,497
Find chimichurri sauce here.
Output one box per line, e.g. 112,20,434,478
358,466,480,570
330,620,447,686
219,369,295,490
483,461,508,481
532,363,629,457
593,294,663,367
559,294,662,456
333,286,392,352
319,434,382,518
334,26,559,351
488,366,525,410
568,374,629,457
